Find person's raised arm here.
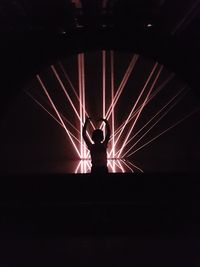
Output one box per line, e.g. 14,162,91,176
101,118,111,145
82,117,92,148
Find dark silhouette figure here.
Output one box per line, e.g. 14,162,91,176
82,117,111,174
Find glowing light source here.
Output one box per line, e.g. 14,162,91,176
26,51,198,174
147,23,153,28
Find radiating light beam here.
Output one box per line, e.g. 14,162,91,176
75,160,82,174
25,90,88,149
117,159,125,173
121,86,188,157
117,65,163,158
109,73,175,141
108,160,115,172
121,160,134,173
78,54,83,159
109,63,159,157
81,53,87,159
37,75,81,158
172,0,200,34
127,108,200,158
105,55,139,122
51,65,81,121
58,61,80,101
25,91,63,128
111,50,115,160
32,91,82,135
122,92,187,157
59,61,96,130
102,50,106,125
124,160,144,173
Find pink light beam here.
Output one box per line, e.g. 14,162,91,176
117,65,163,158
127,108,200,158
37,75,81,158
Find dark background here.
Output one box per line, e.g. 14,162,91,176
0,0,200,266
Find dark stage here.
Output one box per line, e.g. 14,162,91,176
0,172,200,266
0,0,200,266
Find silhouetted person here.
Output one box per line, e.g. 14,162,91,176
82,117,111,174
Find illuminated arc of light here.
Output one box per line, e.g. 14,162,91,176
121,86,188,158
37,75,81,158
117,65,163,158
109,62,159,158
127,108,200,158
109,73,175,141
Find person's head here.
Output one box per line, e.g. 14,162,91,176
92,129,104,143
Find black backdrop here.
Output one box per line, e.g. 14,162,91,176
0,15,200,267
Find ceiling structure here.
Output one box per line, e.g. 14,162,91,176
0,0,200,114
0,0,199,35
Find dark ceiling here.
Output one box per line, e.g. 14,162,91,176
0,0,200,114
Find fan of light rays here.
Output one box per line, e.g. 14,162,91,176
25,50,199,173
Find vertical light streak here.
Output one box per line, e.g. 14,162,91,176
37,75,81,158
102,50,106,122
81,54,87,164
59,62,96,130
109,63,158,157
109,73,175,142
117,65,163,158
105,55,139,122
121,87,188,157
110,51,116,172
78,53,93,163
78,54,83,161
51,65,81,121
127,108,200,158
